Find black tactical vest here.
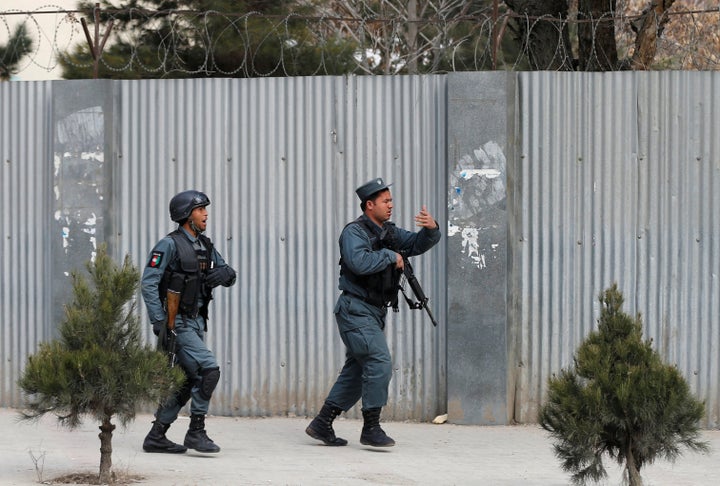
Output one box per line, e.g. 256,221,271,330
159,229,215,320
340,217,402,308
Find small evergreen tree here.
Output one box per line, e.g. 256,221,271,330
18,245,184,484
539,283,708,486
0,23,34,81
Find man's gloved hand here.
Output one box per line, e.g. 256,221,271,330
152,320,166,336
206,266,237,288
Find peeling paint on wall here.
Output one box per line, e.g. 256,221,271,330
53,105,105,260
460,227,483,268
57,106,104,151
83,213,98,260
55,211,98,254
448,141,506,269
52,107,105,270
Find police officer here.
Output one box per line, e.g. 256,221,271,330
306,178,440,447
141,190,236,454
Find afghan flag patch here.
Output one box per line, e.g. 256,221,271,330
148,251,164,268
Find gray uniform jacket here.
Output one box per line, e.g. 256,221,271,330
141,227,230,326
337,214,441,303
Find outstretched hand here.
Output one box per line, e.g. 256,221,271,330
415,205,438,229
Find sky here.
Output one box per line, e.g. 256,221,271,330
2,1,82,81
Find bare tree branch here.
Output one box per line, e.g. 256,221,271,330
631,0,677,70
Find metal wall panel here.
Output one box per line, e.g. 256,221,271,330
511,71,720,426
6,71,719,427
0,76,446,420
0,81,53,407
114,75,448,420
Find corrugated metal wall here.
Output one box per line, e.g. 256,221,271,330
511,71,720,427
4,72,720,426
0,81,53,407
112,75,448,420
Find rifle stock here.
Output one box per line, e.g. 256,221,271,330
164,290,181,366
166,290,180,331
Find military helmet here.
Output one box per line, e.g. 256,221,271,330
169,190,211,223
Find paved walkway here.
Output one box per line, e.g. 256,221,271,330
1,407,719,485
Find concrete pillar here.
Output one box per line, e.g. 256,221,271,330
446,72,514,424
50,80,114,329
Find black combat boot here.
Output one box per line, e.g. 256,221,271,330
184,414,221,453
305,402,348,446
143,421,188,453
360,408,395,447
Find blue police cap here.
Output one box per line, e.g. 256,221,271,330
355,177,393,201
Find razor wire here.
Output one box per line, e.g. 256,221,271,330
0,3,718,80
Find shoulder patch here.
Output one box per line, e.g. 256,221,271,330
148,251,164,268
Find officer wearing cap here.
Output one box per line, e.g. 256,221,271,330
306,177,440,448
140,190,237,454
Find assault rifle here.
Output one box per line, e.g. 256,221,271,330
398,254,438,327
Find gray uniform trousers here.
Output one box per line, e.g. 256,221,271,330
156,314,219,424
326,293,392,411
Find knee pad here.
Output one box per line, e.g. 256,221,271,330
199,367,220,400
177,378,193,406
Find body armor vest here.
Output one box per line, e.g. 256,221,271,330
159,229,215,320
340,217,401,308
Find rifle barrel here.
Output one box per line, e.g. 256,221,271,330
424,303,438,327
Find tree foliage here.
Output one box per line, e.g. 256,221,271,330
60,0,359,79
503,0,709,70
0,23,34,81
18,245,184,483
52,0,719,78
538,283,708,486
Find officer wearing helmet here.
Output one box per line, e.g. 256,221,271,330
140,190,236,454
